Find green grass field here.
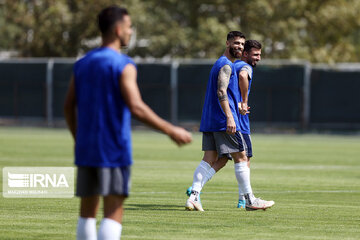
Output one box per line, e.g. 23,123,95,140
0,127,359,239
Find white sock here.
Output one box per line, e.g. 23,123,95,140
191,160,211,192
238,192,245,201
98,218,122,240
76,217,97,240
202,167,216,186
234,162,253,197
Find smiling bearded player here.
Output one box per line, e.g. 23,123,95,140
185,31,245,211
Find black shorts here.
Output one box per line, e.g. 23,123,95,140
76,166,131,197
240,133,253,158
202,131,245,158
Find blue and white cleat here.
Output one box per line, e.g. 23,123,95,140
186,186,201,202
186,186,192,197
237,199,246,209
185,190,204,211
245,195,275,211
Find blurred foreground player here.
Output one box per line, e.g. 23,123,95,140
64,6,192,240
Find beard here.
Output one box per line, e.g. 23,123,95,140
120,40,129,47
247,60,257,68
229,47,241,59
120,35,130,47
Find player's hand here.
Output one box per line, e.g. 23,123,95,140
239,102,250,115
226,117,236,135
169,126,192,146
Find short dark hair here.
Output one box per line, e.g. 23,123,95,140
227,31,246,41
244,40,262,52
98,6,129,35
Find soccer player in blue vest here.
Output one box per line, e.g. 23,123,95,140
185,31,246,211
234,40,274,210
64,6,192,240
186,38,274,211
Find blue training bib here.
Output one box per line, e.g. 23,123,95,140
74,47,135,167
200,56,241,132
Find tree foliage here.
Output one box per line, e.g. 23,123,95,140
1,0,359,62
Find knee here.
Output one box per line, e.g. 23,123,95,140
232,151,247,163
218,158,228,167
212,157,228,171
202,151,218,165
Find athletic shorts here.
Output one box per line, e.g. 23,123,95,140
76,166,131,197
202,131,244,159
240,133,253,158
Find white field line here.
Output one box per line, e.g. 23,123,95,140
134,164,360,171
252,165,360,170
131,190,360,195
2,190,357,197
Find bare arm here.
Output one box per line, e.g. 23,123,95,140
120,64,192,146
217,64,236,134
238,70,250,115
64,76,77,140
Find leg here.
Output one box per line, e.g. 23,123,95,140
202,150,218,166
199,154,228,189
98,195,126,240
232,151,252,208
77,196,100,240
80,196,100,218
241,134,252,168
188,152,228,193
191,150,218,192
103,195,126,223
185,150,218,211
232,151,251,196
186,155,228,201
232,152,274,210
98,165,130,240
232,151,252,196
211,156,229,172
198,156,228,187
231,151,248,164
197,132,219,188
194,132,221,189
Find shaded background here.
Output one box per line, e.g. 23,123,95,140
1,0,360,132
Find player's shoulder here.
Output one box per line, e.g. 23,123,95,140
235,60,252,71
100,48,136,67
75,47,111,66
241,63,252,71
234,59,244,65
75,48,99,65
122,54,135,65
215,55,232,66
242,63,252,73
234,60,246,69
212,56,232,73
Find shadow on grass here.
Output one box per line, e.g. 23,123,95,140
125,203,186,211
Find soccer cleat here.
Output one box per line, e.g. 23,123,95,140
185,199,204,211
186,186,201,202
245,196,275,211
185,198,195,210
185,191,204,211
237,199,246,209
186,186,192,196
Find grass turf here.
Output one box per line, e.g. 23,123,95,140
0,127,359,239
